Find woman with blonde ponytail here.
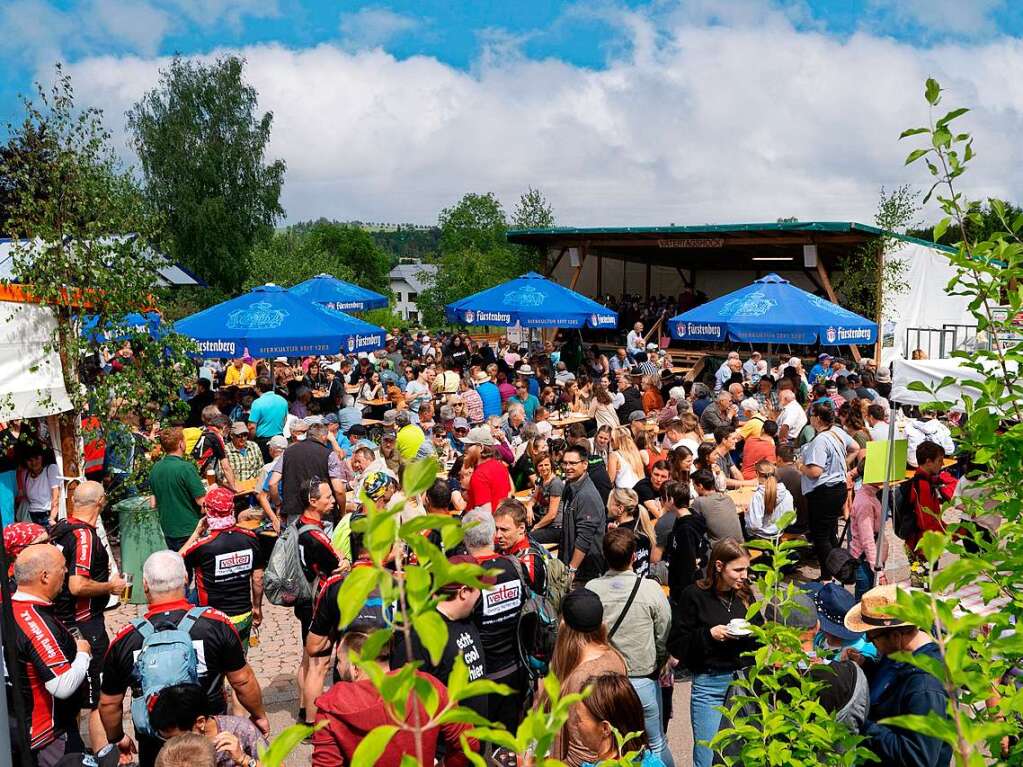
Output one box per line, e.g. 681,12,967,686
606,487,660,576
745,459,794,539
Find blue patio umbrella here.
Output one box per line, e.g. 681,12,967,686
82,311,163,342
175,283,386,358
445,272,617,328
288,273,388,312
668,273,877,345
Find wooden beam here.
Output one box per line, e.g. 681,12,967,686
546,247,567,277
802,268,824,293
674,267,692,289
816,257,861,363
568,244,588,291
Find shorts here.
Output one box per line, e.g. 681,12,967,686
229,612,253,656
77,617,109,709
294,603,314,644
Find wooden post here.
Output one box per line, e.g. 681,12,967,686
816,258,861,363
545,247,567,278
873,243,885,363
551,244,589,345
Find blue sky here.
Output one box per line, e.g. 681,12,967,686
1,0,1022,225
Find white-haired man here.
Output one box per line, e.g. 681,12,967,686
737,398,767,441
99,550,267,767
461,508,526,731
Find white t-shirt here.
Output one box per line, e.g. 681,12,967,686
777,400,808,440
626,330,644,353
24,463,60,513
404,380,431,414
868,421,891,442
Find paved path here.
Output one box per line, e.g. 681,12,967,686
97,516,919,765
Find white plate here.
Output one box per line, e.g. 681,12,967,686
726,628,752,637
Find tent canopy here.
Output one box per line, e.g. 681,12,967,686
82,311,163,342
0,300,73,420
175,284,386,358
445,271,617,328
288,273,388,312
668,273,877,345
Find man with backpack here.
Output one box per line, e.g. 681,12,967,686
50,480,127,753
289,477,341,727
493,498,548,597
896,441,957,565
462,509,526,731
99,550,267,767
270,420,347,525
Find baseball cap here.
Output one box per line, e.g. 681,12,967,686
562,589,604,633
462,426,497,446
517,364,534,376
273,356,289,364
229,421,248,435
628,410,647,423
818,353,833,361
304,415,325,426
363,470,397,501
452,417,469,430
348,424,368,438
323,413,339,425
268,435,288,450
646,342,658,351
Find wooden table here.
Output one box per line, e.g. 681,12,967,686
514,489,534,503
727,486,755,512
548,413,592,428
233,478,258,495
346,384,361,395
359,398,391,407
362,419,383,427
902,457,957,480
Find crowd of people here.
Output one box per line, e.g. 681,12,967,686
3,328,967,767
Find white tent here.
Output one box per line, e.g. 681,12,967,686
890,357,986,409
0,299,73,420
881,241,974,363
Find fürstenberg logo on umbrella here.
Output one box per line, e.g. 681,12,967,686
327,301,363,311
197,340,237,355
679,322,723,339
826,326,872,343
465,310,511,323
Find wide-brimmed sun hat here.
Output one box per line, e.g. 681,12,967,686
843,584,915,634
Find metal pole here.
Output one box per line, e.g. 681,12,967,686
874,410,900,581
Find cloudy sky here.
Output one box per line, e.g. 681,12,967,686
1,0,1021,227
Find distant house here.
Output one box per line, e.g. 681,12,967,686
389,261,437,324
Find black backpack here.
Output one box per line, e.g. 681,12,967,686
890,478,921,541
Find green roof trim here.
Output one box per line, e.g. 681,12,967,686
506,220,956,254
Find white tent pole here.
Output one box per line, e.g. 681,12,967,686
874,410,900,580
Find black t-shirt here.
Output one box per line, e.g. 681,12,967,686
182,528,263,616
9,595,81,749
634,478,666,509
309,562,389,645
616,386,643,422
390,612,487,718
472,554,525,674
654,509,679,551
193,429,227,474
297,516,340,583
50,519,110,625
102,599,246,713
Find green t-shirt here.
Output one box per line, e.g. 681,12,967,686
149,454,207,538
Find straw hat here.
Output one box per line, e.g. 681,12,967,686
473,370,490,384
843,584,915,633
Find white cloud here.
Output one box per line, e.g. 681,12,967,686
867,0,1004,37
59,10,1023,229
0,0,277,65
339,7,419,50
